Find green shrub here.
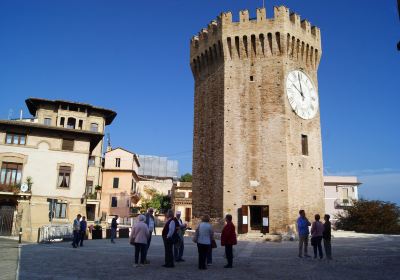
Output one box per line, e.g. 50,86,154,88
335,199,400,234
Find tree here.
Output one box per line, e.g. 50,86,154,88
180,173,192,182
140,187,171,214
335,199,400,234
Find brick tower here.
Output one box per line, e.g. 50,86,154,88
190,6,324,234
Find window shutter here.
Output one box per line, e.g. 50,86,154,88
62,139,74,151
113,178,119,188
59,166,71,172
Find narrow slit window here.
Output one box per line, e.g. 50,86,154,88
301,134,308,156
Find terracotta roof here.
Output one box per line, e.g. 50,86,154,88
25,98,117,125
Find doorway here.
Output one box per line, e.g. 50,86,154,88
0,199,17,236
239,205,269,234
250,206,262,230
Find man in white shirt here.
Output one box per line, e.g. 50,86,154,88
71,214,81,248
144,208,156,263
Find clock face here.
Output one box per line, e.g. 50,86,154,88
286,70,319,120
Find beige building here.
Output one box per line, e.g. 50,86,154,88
324,176,361,222
100,148,140,223
190,6,324,234
172,182,192,226
0,98,116,241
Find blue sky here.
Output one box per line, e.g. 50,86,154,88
0,0,399,204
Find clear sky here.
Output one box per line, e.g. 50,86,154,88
0,0,399,204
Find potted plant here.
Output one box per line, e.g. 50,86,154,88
92,224,103,239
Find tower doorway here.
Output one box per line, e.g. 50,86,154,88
239,205,269,234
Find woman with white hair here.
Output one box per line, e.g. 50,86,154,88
130,214,150,267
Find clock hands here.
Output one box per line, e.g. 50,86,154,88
297,73,305,100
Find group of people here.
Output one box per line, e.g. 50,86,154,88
71,214,87,248
297,210,332,260
129,209,237,269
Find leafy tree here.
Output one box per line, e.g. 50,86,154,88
335,199,400,234
140,187,171,214
180,173,192,182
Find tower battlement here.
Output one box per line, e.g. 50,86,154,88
190,6,322,78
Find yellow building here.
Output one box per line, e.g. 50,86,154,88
0,98,116,241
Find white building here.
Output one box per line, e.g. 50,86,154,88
324,176,362,222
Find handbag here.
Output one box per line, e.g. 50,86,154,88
211,239,217,249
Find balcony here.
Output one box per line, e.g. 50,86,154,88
334,198,354,209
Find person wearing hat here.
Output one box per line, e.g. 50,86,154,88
174,211,187,262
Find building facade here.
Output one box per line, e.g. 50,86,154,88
0,98,115,241
324,176,361,222
190,6,324,234
172,182,192,226
100,148,140,223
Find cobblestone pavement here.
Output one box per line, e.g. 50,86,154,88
5,234,400,280
0,238,19,280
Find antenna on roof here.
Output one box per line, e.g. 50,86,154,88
106,133,112,152
263,0,265,8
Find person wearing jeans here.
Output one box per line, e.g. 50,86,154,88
297,210,311,258
71,214,81,248
130,215,150,267
221,214,237,268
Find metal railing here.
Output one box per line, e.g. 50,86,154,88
38,224,73,243
334,198,354,209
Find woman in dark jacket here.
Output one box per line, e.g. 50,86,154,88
220,214,237,268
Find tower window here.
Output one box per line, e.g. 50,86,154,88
301,134,308,156
250,76,254,81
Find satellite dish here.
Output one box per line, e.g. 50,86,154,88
20,183,29,192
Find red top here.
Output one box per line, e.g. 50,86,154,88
221,222,237,246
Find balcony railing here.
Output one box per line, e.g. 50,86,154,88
334,198,354,209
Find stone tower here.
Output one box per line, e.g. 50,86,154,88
190,6,324,234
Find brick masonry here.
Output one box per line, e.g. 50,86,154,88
190,6,325,234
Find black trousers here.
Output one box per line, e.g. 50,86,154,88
79,231,85,246
197,243,211,269
312,236,323,258
134,243,146,264
225,245,233,266
163,237,174,267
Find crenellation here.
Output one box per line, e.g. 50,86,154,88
311,26,320,38
219,11,233,24
207,20,218,35
289,12,301,27
301,19,311,34
256,7,266,22
274,5,290,22
239,10,250,22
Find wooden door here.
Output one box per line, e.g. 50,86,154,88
185,208,191,222
261,206,269,234
241,205,248,234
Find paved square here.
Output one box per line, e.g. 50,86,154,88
2,233,400,280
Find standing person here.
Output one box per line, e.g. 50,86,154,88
323,214,332,260
110,215,118,243
130,215,150,267
162,209,176,268
144,208,156,264
174,211,187,262
72,214,81,248
311,214,324,259
79,216,87,247
297,210,311,258
221,214,237,268
195,215,214,270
